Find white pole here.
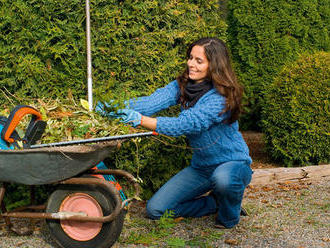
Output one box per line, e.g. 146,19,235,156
86,0,93,111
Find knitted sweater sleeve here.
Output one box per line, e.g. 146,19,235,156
156,92,227,137
127,80,179,116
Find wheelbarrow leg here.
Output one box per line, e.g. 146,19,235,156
0,184,32,235
30,185,36,206
0,183,12,228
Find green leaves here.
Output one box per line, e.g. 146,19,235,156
227,0,329,130
0,0,226,107
262,52,330,166
0,0,86,102
91,0,226,101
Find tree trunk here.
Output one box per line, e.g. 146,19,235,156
250,164,330,186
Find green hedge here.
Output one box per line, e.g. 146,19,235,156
226,0,329,130
0,0,225,199
262,52,330,166
0,0,226,105
0,0,86,101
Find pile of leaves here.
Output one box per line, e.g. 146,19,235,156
0,97,129,145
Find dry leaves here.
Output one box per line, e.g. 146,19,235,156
224,238,239,245
174,217,185,223
13,98,129,145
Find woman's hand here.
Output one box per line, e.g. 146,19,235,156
96,102,157,130
95,100,116,117
115,109,142,127
115,109,157,130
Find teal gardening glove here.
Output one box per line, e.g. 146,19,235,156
95,101,142,127
95,100,117,117
115,109,142,127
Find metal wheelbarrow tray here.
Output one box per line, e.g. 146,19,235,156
0,142,119,185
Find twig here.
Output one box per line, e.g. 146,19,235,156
0,87,15,106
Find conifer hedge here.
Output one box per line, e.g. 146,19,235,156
0,0,226,105
262,52,330,166
226,0,329,130
0,0,226,198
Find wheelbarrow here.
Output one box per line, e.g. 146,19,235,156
0,105,155,248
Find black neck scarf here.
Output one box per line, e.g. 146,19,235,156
184,80,213,109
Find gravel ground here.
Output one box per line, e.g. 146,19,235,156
0,177,329,248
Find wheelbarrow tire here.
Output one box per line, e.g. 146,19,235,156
46,184,126,248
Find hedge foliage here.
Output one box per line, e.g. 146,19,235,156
226,0,329,130
0,0,226,105
105,133,192,199
262,52,330,166
0,0,86,101
0,0,225,199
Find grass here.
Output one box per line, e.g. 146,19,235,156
120,210,177,246
165,237,186,247
119,210,226,247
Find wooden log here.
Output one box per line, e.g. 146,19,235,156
250,164,330,186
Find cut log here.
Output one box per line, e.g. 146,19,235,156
250,164,330,186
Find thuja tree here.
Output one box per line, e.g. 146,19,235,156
262,52,330,166
226,0,329,130
0,0,226,105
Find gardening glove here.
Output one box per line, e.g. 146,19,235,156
115,109,142,127
95,100,116,117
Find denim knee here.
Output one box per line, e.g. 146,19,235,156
212,176,233,195
146,200,163,220
211,169,234,194
211,161,252,195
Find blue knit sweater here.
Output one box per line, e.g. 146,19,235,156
128,80,252,168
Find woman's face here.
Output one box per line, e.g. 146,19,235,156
187,45,209,83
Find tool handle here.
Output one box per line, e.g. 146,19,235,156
1,105,43,144
30,131,158,149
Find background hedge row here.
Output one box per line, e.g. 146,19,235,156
262,51,329,166
226,0,329,130
1,0,328,128
0,0,226,105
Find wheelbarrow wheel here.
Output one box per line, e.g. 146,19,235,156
46,183,126,248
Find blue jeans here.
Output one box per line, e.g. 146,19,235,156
146,161,253,228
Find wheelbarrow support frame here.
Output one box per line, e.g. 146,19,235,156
0,169,140,224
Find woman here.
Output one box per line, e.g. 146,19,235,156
97,37,253,229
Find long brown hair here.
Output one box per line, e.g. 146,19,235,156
177,37,243,124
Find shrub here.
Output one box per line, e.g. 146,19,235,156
0,0,87,102
226,0,329,130
104,134,191,199
262,51,330,166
